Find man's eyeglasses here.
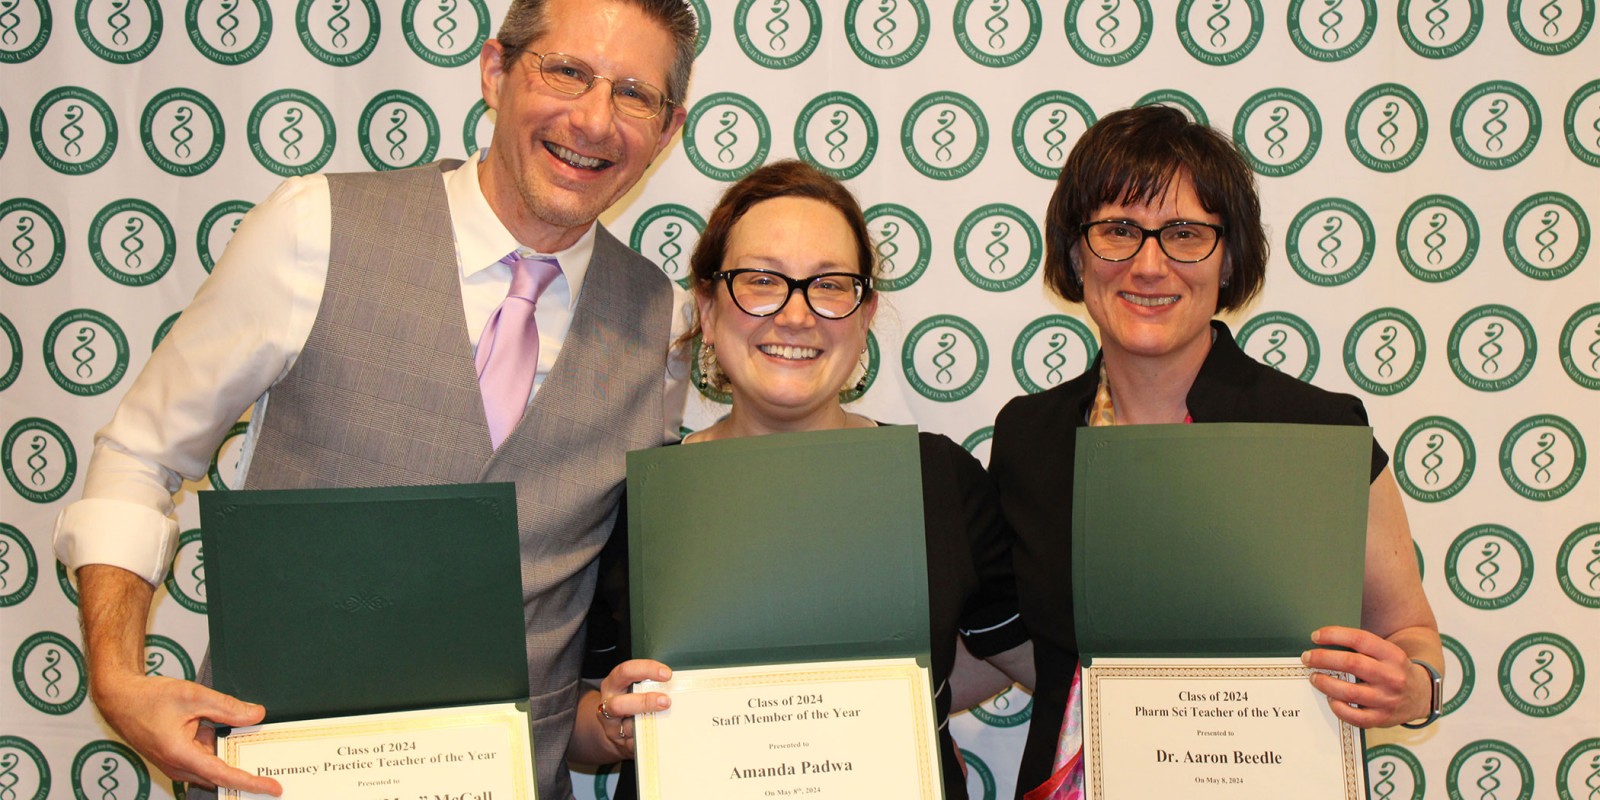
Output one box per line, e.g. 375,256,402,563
521,50,672,120
712,269,872,320
1079,220,1226,263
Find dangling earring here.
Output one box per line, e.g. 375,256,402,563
843,350,869,396
697,341,721,391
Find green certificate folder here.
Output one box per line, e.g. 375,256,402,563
1071,423,1371,661
200,483,529,723
626,425,930,669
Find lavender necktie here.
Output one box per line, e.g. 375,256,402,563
476,252,561,449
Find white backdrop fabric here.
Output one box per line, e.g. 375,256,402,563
1,2,1596,799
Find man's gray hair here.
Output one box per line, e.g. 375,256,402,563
496,0,698,110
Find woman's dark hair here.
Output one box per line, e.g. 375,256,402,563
1042,104,1268,312
677,159,876,351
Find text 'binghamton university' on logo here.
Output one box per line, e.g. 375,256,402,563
1396,0,1483,59
844,0,930,68
1445,524,1533,610
684,92,771,182
187,0,273,64
4,417,76,503
952,0,1043,67
1063,0,1152,66
734,0,821,69
70,739,151,800
1498,413,1586,501
1396,194,1480,282
1392,415,1475,503
1176,0,1264,65
902,315,988,402
0,198,65,286
865,203,932,292
12,631,87,715
793,92,878,180
249,89,337,176
1286,198,1374,286
1010,314,1096,395
901,92,989,180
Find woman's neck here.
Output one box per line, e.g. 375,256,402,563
688,402,872,443
1100,337,1211,425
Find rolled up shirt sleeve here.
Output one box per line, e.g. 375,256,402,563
52,175,330,585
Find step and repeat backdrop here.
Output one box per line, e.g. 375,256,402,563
2,1,1596,798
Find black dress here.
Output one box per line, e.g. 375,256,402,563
988,321,1388,797
584,431,1028,799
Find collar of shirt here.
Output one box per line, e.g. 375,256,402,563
448,148,597,345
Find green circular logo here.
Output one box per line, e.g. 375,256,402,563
1346,83,1429,172
30,85,118,175
845,0,930,68
794,92,878,180
903,314,988,402
70,740,149,800
1287,0,1376,61
0,198,66,286
142,634,195,681
88,199,175,286
1445,524,1534,610
0,313,20,392
358,90,440,170
248,89,337,176
4,417,76,503
1565,79,1600,166
960,747,998,799
1498,632,1584,717
187,0,272,64
0,0,52,63
1135,90,1210,126
630,204,705,288
967,683,1034,728
196,199,253,274
296,0,380,66
55,560,79,607
1234,87,1322,176
1508,0,1594,54
0,734,51,800
1343,308,1426,396
1176,0,1263,65
1392,416,1475,503
1559,302,1600,389
1396,194,1479,282
1397,0,1483,58
44,309,129,397
75,0,161,63
1440,633,1475,716
1503,191,1589,280
1366,743,1425,800
1238,310,1320,382
961,426,994,459
152,311,180,351
1557,737,1600,800
1063,0,1152,66
1012,314,1096,395
866,203,932,291
683,92,771,182
208,420,251,490
955,204,1041,292
1286,198,1374,285
462,98,490,154
1451,80,1542,169
1447,304,1537,391
12,631,87,714
901,91,989,180
401,0,487,67
164,528,209,613
734,0,821,69
954,0,1042,67
1011,90,1095,180
1446,739,1533,800
1556,523,1600,608
685,0,711,56
1499,413,1586,501
840,330,881,404
0,523,39,607
140,87,226,176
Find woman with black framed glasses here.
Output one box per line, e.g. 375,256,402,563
990,105,1442,799
570,159,1034,797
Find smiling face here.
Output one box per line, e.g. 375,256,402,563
478,0,686,251
697,196,876,431
1078,170,1228,370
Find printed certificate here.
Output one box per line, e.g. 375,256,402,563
218,703,536,800
634,659,941,800
1083,658,1363,800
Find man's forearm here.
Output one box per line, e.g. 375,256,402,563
78,564,158,692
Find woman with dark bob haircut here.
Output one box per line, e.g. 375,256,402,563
572,160,1034,798
990,105,1441,798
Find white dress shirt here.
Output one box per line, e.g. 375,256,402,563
54,152,688,584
